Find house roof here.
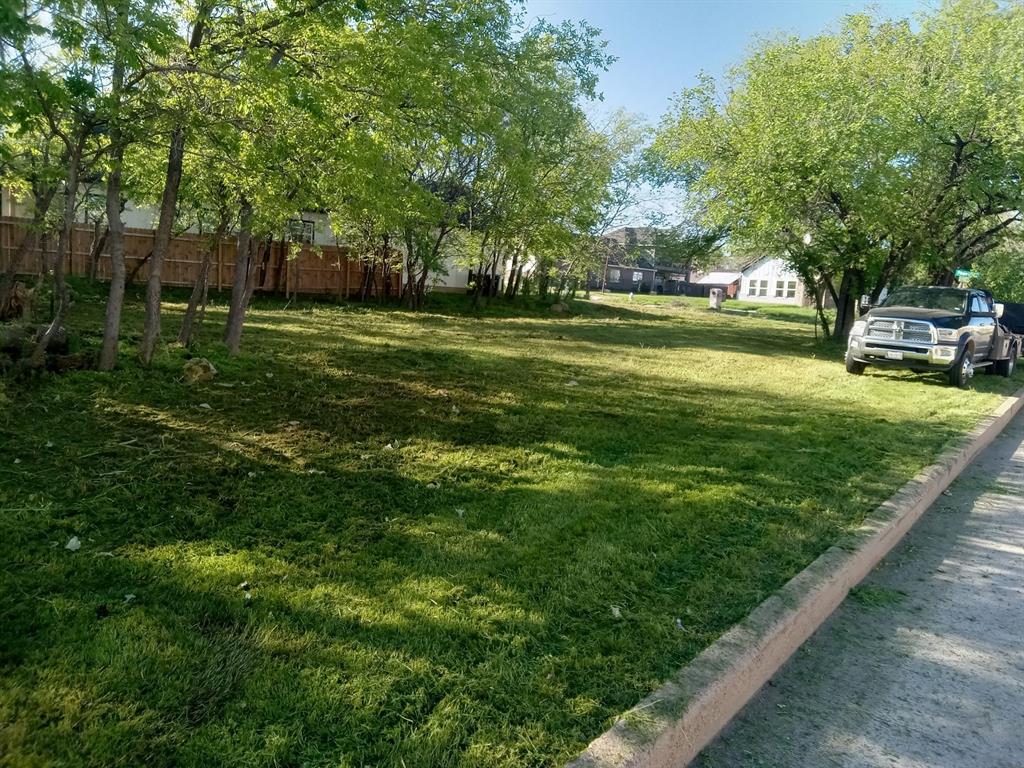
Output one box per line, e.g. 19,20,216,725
695,271,742,285
739,255,776,275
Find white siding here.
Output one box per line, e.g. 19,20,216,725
427,252,538,294
739,257,805,305
433,255,471,292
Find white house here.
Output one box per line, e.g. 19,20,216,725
738,256,807,306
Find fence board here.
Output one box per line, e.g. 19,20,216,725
0,216,400,298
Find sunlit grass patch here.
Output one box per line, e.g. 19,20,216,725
0,282,1017,767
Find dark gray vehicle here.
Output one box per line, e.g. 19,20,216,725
845,286,1019,388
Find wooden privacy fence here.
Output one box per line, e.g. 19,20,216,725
0,216,401,299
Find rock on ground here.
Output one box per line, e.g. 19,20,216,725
182,357,217,383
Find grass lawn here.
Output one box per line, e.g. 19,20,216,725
0,283,1017,767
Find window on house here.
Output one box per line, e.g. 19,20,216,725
608,268,621,283
774,280,786,298
747,279,759,296
632,271,644,282
287,218,315,244
749,279,767,297
786,280,797,298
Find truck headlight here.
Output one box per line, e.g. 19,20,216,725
935,327,958,342
850,320,867,337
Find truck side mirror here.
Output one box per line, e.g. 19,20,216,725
996,302,1005,319
859,294,872,310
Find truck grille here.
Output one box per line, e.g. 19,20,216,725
867,318,933,343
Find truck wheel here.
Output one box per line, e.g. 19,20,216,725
995,346,1018,378
949,352,974,389
845,352,865,375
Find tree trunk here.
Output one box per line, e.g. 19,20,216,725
97,142,126,370
359,253,375,301
87,221,108,281
504,248,519,300
831,268,863,342
258,233,277,289
511,262,524,298
403,229,418,308
179,214,228,346
33,231,51,286
126,249,153,286
139,126,186,364
223,199,253,355
538,270,550,300
96,8,130,371
814,283,830,341
28,138,84,368
178,246,212,347
243,237,268,307
138,7,211,361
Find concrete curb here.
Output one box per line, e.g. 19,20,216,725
567,385,1024,768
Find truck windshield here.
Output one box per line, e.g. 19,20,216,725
881,287,967,312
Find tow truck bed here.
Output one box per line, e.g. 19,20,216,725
999,302,1024,336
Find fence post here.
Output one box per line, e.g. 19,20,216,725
344,255,351,299
217,239,223,291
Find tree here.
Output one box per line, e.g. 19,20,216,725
3,0,625,363
22,0,183,370
651,0,1024,339
648,217,726,275
137,0,214,364
1,1,109,357
976,230,1024,303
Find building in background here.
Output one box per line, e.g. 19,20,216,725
738,256,808,306
597,256,657,292
691,270,742,298
588,226,699,294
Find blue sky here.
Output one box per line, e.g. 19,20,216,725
523,0,931,124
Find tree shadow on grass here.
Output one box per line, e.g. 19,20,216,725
0,301,1017,768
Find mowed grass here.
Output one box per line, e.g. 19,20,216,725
0,284,1017,767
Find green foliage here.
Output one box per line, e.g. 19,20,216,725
4,0,624,322
976,232,1024,302
651,0,1024,335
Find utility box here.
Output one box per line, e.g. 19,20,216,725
708,288,724,310
993,333,1014,360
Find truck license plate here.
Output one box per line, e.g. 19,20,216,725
886,350,903,360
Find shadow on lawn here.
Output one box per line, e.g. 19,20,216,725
0,305,1013,767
